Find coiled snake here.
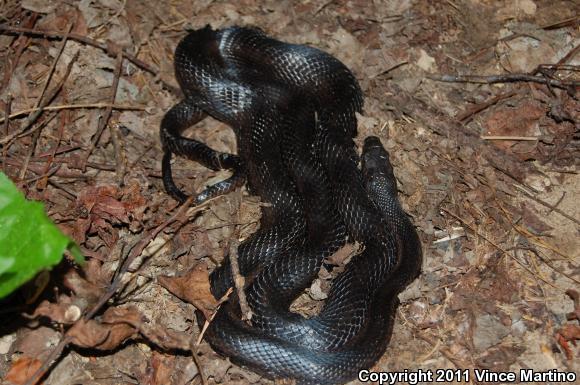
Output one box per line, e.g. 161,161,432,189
160,26,422,385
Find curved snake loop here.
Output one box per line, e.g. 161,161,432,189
160,26,422,384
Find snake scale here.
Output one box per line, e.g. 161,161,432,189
160,26,422,385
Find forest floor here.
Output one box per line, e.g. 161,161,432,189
0,1,578,384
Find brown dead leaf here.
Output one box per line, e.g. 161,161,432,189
11,327,60,359
68,317,137,350
64,265,107,304
149,352,176,385
138,324,192,352
556,325,580,360
483,100,546,159
101,306,145,325
5,356,43,385
158,262,218,319
325,243,357,266
78,185,130,224
30,296,81,324
21,0,57,13
102,306,191,351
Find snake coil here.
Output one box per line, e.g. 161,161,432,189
160,26,422,385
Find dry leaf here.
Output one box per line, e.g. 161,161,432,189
103,306,191,351
30,297,81,324
21,0,57,13
149,352,176,385
326,243,357,266
158,262,218,319
11,327,60,359
5,356,43,385
68,317,136,350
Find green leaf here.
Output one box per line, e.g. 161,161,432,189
0,172,83,298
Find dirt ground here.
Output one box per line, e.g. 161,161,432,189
0,1,578,384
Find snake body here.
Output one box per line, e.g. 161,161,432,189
160,26,422,385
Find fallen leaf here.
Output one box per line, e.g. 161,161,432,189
11,327,60,359
158,262,218,319
326,243,357,266
102,306,191,351
149,352,176,385
68,317,136,350
30,296,81,324
5,356,43,385
21,0,56,13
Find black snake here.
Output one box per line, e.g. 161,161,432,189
160,26,422,385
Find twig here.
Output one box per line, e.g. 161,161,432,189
36,23,73,109
22,335,73,385
541,16,580,30
547,192,566,216
19,23,73,183
1,94,11,172
110,120,127,186
0,14,38,93
80,52,124,171
228,190,252,321
480,135,539,141
22,198,197,385
37,94,68,191
85,196,195,320
18,124,42,182
456,91,516,122
384,84,536,185
191,287,233,385
441,208,561,290
190,345,208,385
428,73,579,90
415,332,481,385
0,102,145,124
3,94,10,136
0,51,79,145
513,185,580,226
0,25,180,94
195,288,234,346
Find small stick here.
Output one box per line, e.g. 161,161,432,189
547,192,566,216
0,102,145,124
37,96,68,191
19,23,73,183
0,14,38,92
36,23,74,109
228,190,253,321
427,73,579,90
3,94,10,136
480,135,539,141
441,208,560,290
195,288,234,346
22,199,197,385
1,94,11,172
0,51,79,145
81,52,124,171
110,120,127,186
0,25,180,94
85,196,195,320
456,91,516,123
192,287,233,385
22,335,73,385
513,185,580,226
18,125,42,182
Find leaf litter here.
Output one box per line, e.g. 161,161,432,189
0,0,578,384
